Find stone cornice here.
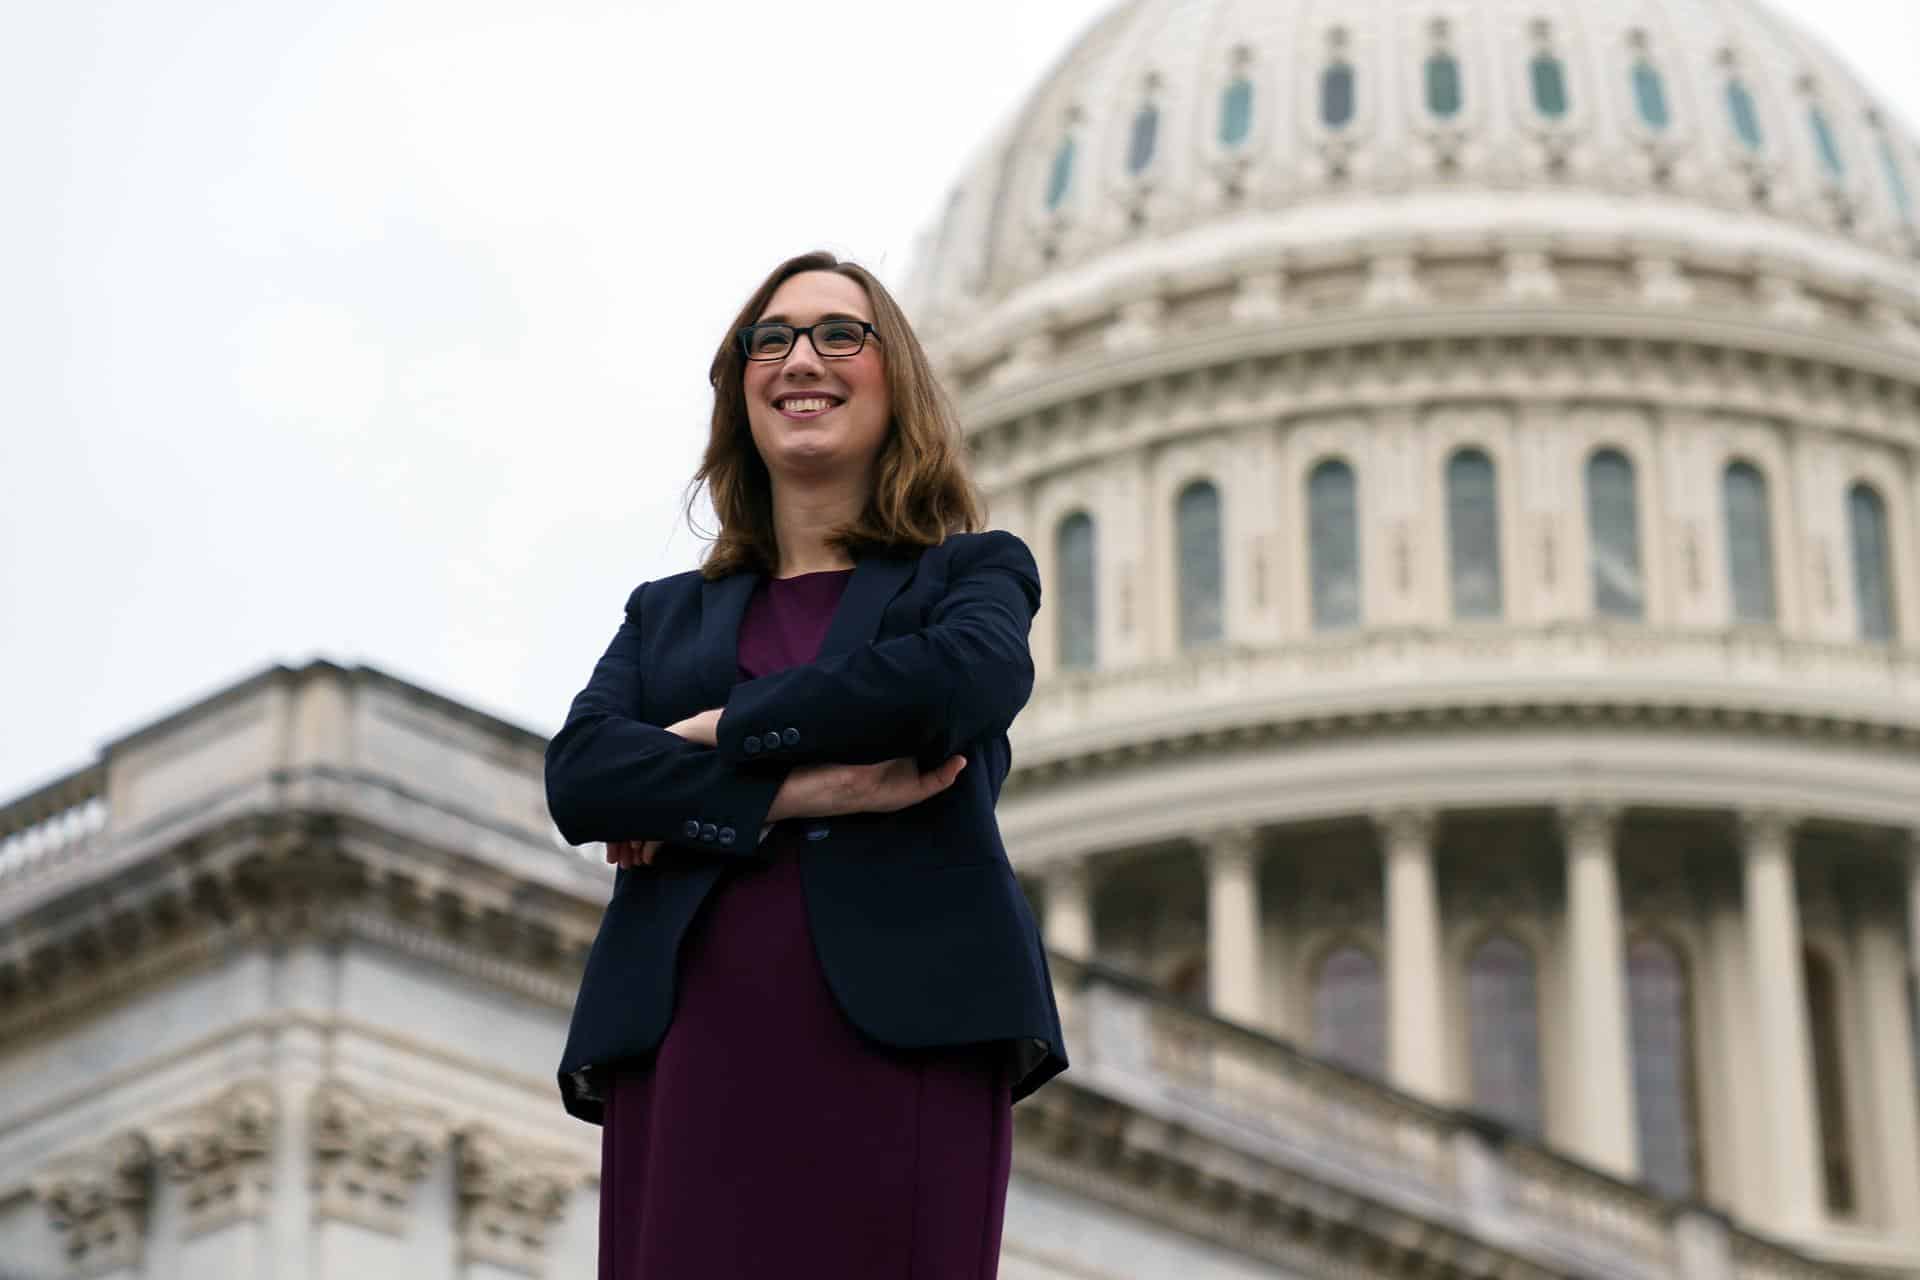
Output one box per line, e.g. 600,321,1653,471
1007,683,1920,796
958,319,1920,481
0,806,602,1045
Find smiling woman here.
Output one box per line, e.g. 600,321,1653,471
546,250,1065,1279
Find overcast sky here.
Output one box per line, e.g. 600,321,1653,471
3,0,1917,803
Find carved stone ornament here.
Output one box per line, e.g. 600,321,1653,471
148,1080,277,1238
309,1081,447,1235
31,1131,155,1277
454,1124,585,1276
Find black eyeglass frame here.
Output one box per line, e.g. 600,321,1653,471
737,319,881,362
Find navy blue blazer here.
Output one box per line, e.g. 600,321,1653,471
546,529,1070,1124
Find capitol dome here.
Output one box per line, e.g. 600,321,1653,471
906,0,1920,1267
909,0,1919,344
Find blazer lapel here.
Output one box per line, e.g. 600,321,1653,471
816,550,917,661
697,571,758,706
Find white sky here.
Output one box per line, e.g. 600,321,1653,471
3,0,1917,803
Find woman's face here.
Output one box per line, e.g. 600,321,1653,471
742,270,892,488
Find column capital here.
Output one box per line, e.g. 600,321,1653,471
1199,824,1259,868
310,1082,448,1237
32,1130,154,1277
1554,800,1622,848
454,1125,588,1276
148,1080,276,1240
1735,808,1802,852
1369,805,1436,849
1043,853,1091,891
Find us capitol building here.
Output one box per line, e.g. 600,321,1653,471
3,0,1918,1276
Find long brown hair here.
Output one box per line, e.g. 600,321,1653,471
687,250,985,579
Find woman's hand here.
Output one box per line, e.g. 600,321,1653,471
664,708,722,747
605,709,723,868
767,755,967,822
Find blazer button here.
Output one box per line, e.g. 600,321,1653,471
718,826,736,845
682,819,701,839
744,735,761,755
763,729,782,751
700,823,718,842
781,727,800,746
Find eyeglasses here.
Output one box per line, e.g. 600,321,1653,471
738,319,880,362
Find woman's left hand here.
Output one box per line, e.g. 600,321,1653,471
607,709,726,868
665,707,722,747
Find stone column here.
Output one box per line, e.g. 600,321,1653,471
1739,809,1822,1231
1204,826,1264,1027
1557,801,1639,1180
1375,807,1448,1100
1043,856,1093,961
1856,894,1920,1228
1907,829,1920,1041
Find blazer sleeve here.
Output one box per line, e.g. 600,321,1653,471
546,583,784,854
713,530,1040,769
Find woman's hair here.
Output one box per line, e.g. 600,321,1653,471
688,250,985,579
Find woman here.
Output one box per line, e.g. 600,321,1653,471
546,250,1069,1278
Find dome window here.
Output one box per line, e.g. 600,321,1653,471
1586,449,1644,621
1219,76,1254,147
1056,511,1098,669
1809,105,1846,179
1849,482,1896,643
1044,136,1075,211
1176,480,1225,650
1127,102,1160,175
1530,53,1569,119
1878,133,1913,221
1726,79,1764,151
1321,60,1356,129
1309,459,1361,631
1447,448,1503,620
1723,461,1776,624
1632,60,1670,131
1425,52,1463,119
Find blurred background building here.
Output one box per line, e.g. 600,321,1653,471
3,0,1919,1276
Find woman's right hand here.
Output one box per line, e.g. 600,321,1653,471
767,755,967,822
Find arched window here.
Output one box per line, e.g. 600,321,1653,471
1632,60,1670,131
1531,53,1570,119
1322,61,1356,129
1426,51,1463,119
1587,449,1645,620
1627,936,1700,1197
1810,106,1846,179
1045,136,1076,211
1848,482,1896,644
1879,133,1913,221
1309,459,1361,630
1128,102,1160,175
1177,480,1224,650
1220,77,1254,147
1804,947,1856,1215
1468,933,1543,1134
1723,461,1777,624
1313,945,1385,1077
1727,79,1764,151
1448,449,1503,619
1056,512,1097,670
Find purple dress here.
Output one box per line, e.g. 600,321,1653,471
597,567,1014,1279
